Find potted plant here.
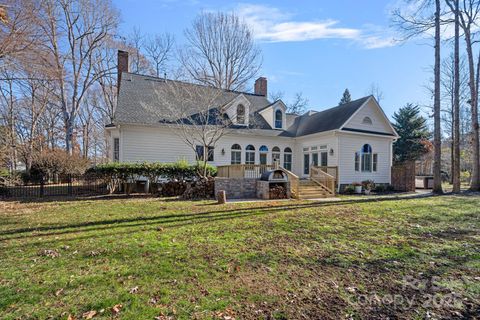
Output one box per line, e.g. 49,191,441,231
352,182,362,194
344,184,355,194
362,180,375,195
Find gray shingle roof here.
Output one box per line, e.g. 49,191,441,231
113,73,374,137
115,73,272,129
285,96,371,137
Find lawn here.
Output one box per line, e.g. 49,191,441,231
0,195,479,319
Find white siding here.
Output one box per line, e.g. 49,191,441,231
337,132,394,185
293,132,338,177
121,126,196,163
119,125,295,168
116,123,395,185
344,99,395,134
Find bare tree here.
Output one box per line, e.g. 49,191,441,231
393,0,443,193
181,11,262,90
16,75,54,172
0,70,17,171
126,27,152,75
445,0,480,190
432,0,443,193
367,83,384,104
441,52,469,186
40,0,119,155
0,0,42,69
269,91,309,115
452,0,461,192
156,80,230,178
144,33,174,78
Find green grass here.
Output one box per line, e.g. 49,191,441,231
0,195,479,319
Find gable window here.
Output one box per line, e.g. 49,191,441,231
113,138,120,162
231,144,241,164
237,104,245,125
275,109,283,129
361,144,372,172
362,116,373,125
272,146,281,165
284,147,292,171
259,145,268,165
196,145,214,162
245,145,255,165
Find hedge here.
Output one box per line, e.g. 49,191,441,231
87,161,217,194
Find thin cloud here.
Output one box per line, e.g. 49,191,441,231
237,4,396,49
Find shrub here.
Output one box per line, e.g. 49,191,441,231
374,184,386,193
31,149,89,177
362,180,375,191
88,161,217,194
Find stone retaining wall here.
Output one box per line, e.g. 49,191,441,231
214,178,257,199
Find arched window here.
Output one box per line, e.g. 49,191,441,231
284,147,292,171
231,144,241,164
361,144,372,172
237,104,245,125
272,146,281,165
275,109,283,129
362,116,373,125
245,145,255,165
259,145,268,165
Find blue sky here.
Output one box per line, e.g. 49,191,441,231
114,0,434,118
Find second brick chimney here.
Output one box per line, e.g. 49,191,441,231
254,77,267,96
117,50,129,93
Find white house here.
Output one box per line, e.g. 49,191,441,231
107,51,399,194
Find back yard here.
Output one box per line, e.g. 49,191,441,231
0,195,479,319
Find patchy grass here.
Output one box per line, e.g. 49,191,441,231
0,195,479,319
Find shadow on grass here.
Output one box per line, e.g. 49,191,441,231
0,193,443,242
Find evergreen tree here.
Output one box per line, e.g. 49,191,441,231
392,104,432,163
339,89,352,105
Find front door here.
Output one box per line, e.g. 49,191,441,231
303,153,310,175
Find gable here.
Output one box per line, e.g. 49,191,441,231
342,98,397,136
258,100,287,129
223,94,251,126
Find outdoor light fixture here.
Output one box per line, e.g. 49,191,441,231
329,148,334,156
221,148,225,156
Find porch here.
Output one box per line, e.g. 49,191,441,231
216,164,338,199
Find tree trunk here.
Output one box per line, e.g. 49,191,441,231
453,0,461,193
433,0,443,194
464,31,480,191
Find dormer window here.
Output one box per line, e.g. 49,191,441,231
237,104,246,125
275,109,283,129
362,116,373,125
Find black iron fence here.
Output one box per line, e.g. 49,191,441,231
0,174,108,199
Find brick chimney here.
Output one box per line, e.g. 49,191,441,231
254,77,267,96
117,50,129,92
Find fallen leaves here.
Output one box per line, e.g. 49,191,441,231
129,286,139,294
82,310,97,319
111,304,123,315
214,308,236,320
54,288,64,297
40,249,60,258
